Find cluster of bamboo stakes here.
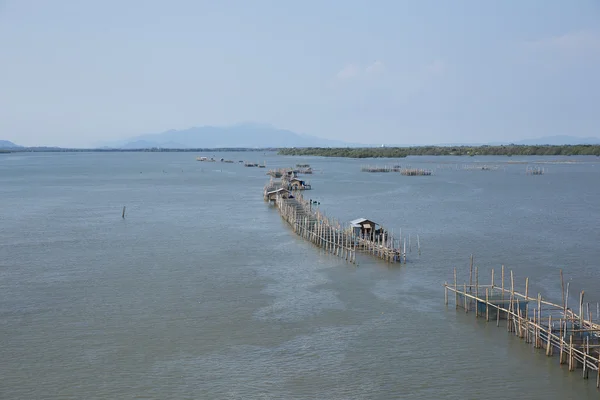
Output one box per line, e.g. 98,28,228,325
264,181,415,264
400,168,433,176
360,165,402,173
444,256,600,389
435,163,503,171
527,166,546,175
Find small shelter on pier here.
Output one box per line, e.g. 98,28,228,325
266,188,292,202
289,178,311,190
350,218,384,239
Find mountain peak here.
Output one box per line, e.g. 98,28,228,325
0,140,21,148
117,124,350,149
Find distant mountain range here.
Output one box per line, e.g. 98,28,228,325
0,140,21,148
103,123,352,149
3,127,600,150
105,127,600,149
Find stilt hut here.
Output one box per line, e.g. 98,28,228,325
265,188,292,202
350,218,384,240
289,177,311,190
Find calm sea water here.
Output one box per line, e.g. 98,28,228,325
1,152,599,399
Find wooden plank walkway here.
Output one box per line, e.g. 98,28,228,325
445,259,600,389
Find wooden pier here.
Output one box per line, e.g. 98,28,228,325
444,259,600,389
263,180,411,264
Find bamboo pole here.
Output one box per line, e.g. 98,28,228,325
445,283,448,305
525,277,529,318
583,336,588,379
475,266,479,317
469,255,473,294
565,282,570,314
560,269,565,312
454,268,458,309
559,318,564,363
496,295,501,327
485,288,489,321
569,334,574,371
597,356,600,388
546,315,552,356
501,265,505,302
537,293,542,348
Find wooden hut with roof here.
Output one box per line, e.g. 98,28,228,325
265,188,292,202
289,177,311,190
350,218,385,240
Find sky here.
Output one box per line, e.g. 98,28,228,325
1,0,599,147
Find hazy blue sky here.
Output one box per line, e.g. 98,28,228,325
1,1,599,147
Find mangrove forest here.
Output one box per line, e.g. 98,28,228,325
277,145,600,158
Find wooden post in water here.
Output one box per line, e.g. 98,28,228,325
445,282,448,305
565,282,569,315
583,336,589,379
597,356,600,388
485,288,489,321
475,266,479,317
454,268,458,309
496,294,501,327
560,269,565,312
509,270,515,333
559,318,564,363
579,291,585,329
469,255,473,294
122,206,126,218
546,315,552,356
525,277,529,318
569,334,574,371
535,293,542,349
501,265,505,302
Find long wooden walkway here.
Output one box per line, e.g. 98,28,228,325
264,180,408,264
444,260,600,389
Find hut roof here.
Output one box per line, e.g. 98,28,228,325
350,218,378,228
267,188,290,196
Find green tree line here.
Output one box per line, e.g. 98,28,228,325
277,145,600,158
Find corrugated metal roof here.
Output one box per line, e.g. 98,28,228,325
350,218,368,225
